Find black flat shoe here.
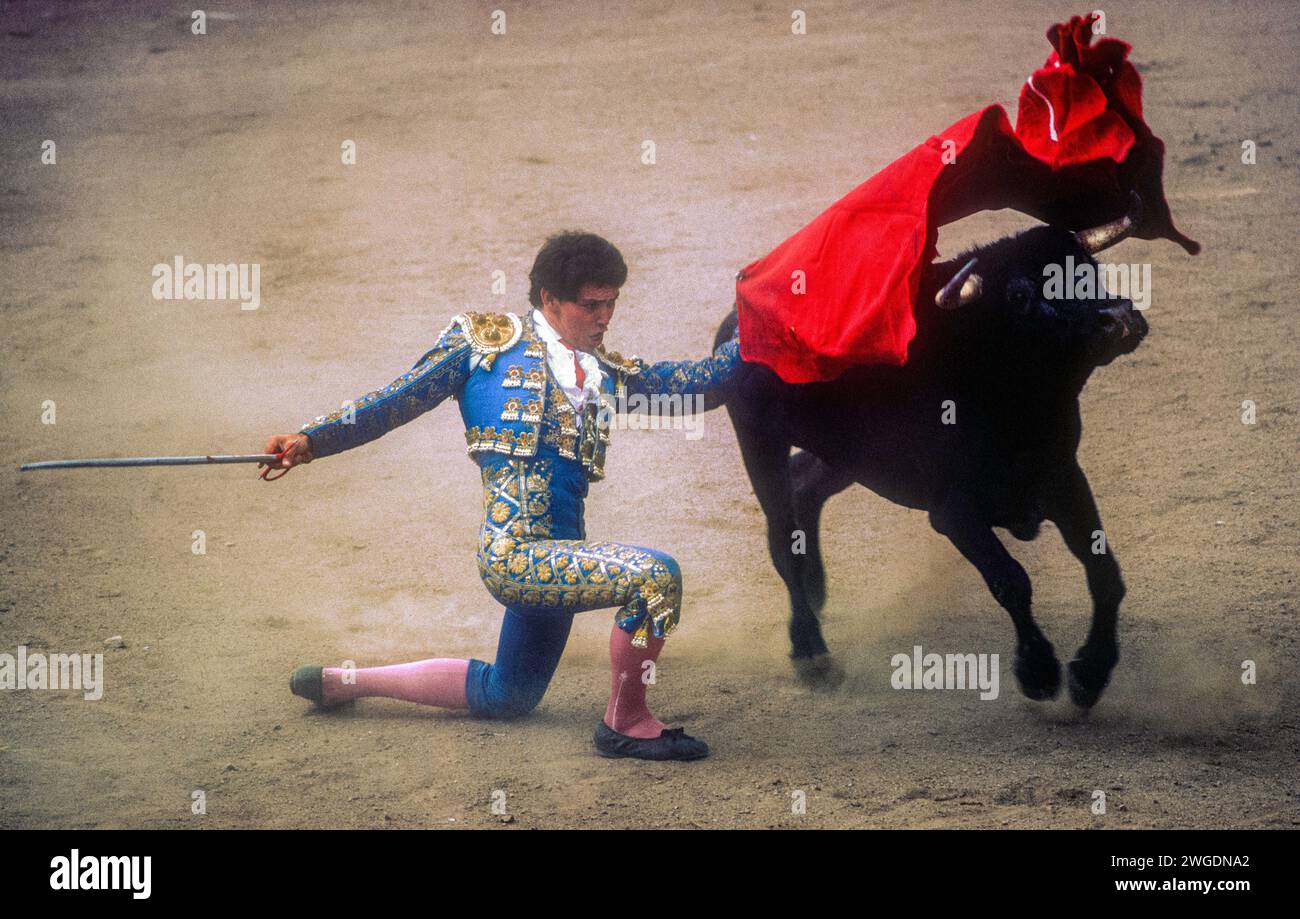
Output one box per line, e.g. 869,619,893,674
593,721,710,761
289,665,352,709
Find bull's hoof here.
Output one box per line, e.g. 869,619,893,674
1067,646,1119,709
792,653,845,691
1013,637,1061,701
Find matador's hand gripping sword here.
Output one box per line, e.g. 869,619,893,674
20,452,291,481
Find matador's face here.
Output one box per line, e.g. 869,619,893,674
540,283,618,352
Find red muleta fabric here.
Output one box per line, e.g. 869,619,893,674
735,13,1201,383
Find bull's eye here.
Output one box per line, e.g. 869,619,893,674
1007,279,1035,314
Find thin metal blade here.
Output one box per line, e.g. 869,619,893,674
20,454,280,471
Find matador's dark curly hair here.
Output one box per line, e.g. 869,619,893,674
528,231,628,308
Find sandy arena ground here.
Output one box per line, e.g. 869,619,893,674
1,0,1296,828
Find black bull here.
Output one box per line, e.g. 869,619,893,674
711,203,1153,708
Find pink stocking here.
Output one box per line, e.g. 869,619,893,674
322,658,470,708
603,624,667,738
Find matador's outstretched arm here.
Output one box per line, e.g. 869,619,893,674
297,319,474,460
622,327,740,414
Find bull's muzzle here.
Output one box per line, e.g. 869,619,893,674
1095,301,1147,361
1099,302,1147,339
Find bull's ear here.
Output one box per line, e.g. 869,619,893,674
935,258,983,310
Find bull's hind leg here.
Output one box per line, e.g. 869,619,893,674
789,450,856,613
1042,463,1123,709
930,495,1061,701
729,418,844,689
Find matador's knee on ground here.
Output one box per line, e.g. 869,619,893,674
464,659,551,719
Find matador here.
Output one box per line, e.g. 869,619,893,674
266,232,740,761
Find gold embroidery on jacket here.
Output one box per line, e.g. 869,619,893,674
459,311,523,353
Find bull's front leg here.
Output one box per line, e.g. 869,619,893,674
728,412,844,689
929,494,1061,700
789,450,856,613
1041,462,1123,708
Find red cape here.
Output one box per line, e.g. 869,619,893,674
735,13,1200,383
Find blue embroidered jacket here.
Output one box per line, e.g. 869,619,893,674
300,310,740,482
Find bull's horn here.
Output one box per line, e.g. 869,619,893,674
935,257,982,310
1074,191,1143,254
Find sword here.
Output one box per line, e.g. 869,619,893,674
20,453,288,479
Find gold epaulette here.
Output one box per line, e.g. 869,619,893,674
452,311,524,354
594,345,643,376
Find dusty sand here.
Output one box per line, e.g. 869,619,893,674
1,0,1296,828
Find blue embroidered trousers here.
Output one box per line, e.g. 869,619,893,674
465,451,682,718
